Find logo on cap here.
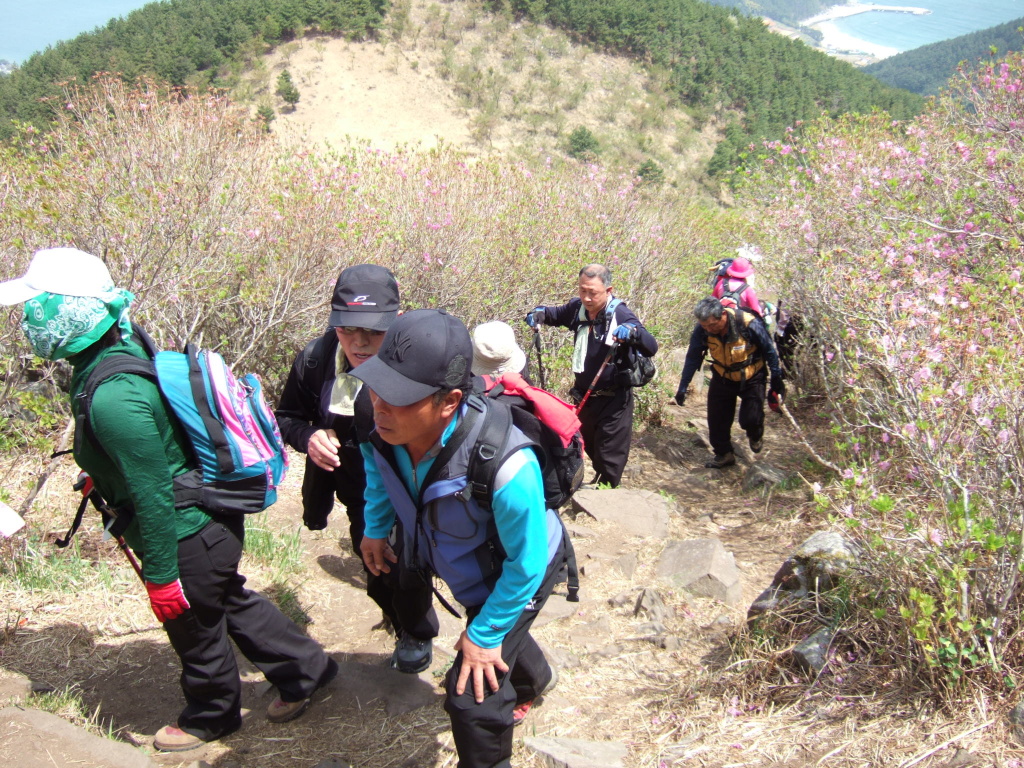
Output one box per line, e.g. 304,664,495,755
384,333,413,363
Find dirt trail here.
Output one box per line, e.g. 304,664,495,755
2,397,835,768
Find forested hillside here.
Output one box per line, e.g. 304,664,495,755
488,0,924,174
0,0,923,177
0,0,384,140
865,16,1024,95
704,0,830,27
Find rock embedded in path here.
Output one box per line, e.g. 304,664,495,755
525,736,629,768
656,539,743,606
792,627,835,674
742,462,789,493
633,588,674,624
570,488,671,538
0,670,32,704
748,531,859,619
0,707,158,768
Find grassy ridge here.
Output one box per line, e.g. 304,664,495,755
488,0,925,174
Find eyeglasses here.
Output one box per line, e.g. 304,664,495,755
337,326,385,336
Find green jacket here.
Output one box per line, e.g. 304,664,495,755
70,339,211,583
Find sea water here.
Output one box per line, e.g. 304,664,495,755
832,0,1024,54
0,0,156,64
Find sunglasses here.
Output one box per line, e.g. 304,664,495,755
337,326,385,336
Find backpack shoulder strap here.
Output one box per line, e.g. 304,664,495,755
466,397,513,514
76,354,158,460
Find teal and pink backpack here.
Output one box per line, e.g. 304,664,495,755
74,324,288,517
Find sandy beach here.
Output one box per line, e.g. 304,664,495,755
800,3,929,60
816,19,900,59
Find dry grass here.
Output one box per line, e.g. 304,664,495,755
243,0,722,191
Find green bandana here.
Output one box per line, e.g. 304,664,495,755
21,288,135,361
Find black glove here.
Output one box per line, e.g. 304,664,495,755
771,377,785,398
674,390,686,407
526,307,546,327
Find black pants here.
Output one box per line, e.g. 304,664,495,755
577,388,633,487
336,479,439,642
162,517,331,741
707,371,766,456
442,551,563,768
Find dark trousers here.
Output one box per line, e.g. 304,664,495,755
707,371,766,456
336,481,439,642
442,552,563,768
577,388,633,487
162,517,332,741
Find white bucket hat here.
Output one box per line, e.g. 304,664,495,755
471,321,527,376
0,248,114,305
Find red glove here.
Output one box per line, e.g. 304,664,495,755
768,390,782,413
145,579,191,622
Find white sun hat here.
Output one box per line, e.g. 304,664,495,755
471,321,528,376
0,248,114,305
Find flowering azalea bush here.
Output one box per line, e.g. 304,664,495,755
741,52,1024,695
0,75,746,451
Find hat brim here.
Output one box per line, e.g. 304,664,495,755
328,309,397,331
350,354,440,407
0,279,45,306
473,345,527,376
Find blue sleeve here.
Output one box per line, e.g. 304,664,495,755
361,442,396,539
677,325,708,392
467,448,549,648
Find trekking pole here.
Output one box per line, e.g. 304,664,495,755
574,343,618,415
776,400,842,473
531,327,548,391
115,535,145,583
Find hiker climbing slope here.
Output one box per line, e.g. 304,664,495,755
276,264,438,674
354,309,566,768
526,263,658,487
0,248,337,752
675,297,785,469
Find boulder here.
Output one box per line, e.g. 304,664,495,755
749,531,859,619
570,489,671,538
792,627,835,674
656,539,743,606
0,670,32,704
525,736,629,768
0,707,157,768
742,462,789,493
633,588,674,624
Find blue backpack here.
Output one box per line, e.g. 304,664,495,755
74,325,288,519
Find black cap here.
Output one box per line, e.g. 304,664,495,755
328,264,400,330
350,309,472,406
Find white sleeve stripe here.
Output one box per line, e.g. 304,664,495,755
494,450,529,490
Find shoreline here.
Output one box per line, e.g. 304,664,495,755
800,2,927,61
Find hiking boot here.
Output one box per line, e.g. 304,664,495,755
391,633,432,674
267,656,339,724
154,725,205,752
513,664,559,727
749,436,763,454
705,452,736,469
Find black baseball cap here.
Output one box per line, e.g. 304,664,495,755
328,264,400,330
350,308,472,406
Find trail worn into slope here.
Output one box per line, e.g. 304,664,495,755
1,396,1007,767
